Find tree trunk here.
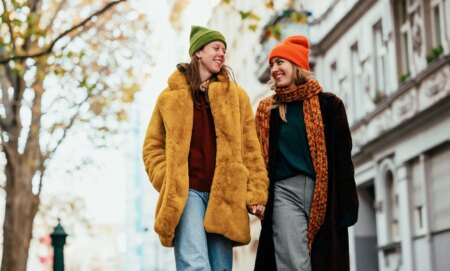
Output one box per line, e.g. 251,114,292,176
1,156,40,271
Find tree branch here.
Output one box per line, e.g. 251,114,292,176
0,64,23,141
43,111,78,161
29,0,42,13
0,66,12,127
0,135,17,169
56,18,98,53
36,162,45,196
12,69,24,124
2,62,17,91
1,0,17,53
23,82,43,157
0,0,126,64
42,0,67,35
43,92,92,161
23,0,43,53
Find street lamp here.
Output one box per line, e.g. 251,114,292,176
50,219,68,271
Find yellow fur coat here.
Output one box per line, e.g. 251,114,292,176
142,69,269,247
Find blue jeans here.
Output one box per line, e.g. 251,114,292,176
174,189,233,271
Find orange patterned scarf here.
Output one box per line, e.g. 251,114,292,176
255,79,328,252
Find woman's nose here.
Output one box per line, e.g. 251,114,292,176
271,65,278,73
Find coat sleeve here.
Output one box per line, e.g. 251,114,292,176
333,99,359,227
142,98,166,192
240,91,269,206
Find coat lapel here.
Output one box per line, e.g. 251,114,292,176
160,70,245,167
208,80,243,164
160,71,193,164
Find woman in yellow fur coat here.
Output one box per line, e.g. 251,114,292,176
142,25,269,271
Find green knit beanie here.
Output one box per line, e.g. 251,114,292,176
189,25,227,57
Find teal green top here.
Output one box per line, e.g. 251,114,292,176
274,101,316,181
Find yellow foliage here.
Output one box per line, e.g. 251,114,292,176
169,0,191,30
116,109,128,122
248,24,258,32
265,0,274,9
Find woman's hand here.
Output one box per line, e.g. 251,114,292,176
248,204,266,220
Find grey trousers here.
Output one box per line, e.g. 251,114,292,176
272,173,315,271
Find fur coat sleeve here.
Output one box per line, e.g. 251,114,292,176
142,94,167,192
239,88,270,206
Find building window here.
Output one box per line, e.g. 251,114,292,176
329,62,339,93
351,43,363,120
399,0,408,24
330,63,352,123
373,21,388,98
410,157,426,236
395,0,411,79
386,170,400,242
401,32,410,74
427,144,450,232
430,0,443,48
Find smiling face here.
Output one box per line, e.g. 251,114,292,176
195,41,226,79
270,57,295,88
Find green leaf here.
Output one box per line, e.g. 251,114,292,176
248,24,258,32
247,12,260,21
239,11,249,19
239,11,260,21
273,24,282,40
13,18,23,25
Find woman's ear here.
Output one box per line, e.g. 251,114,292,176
195,50,203,59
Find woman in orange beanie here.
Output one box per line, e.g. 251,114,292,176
142,25,268,271
253,35,359,271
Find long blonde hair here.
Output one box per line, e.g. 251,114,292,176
268,62,314,122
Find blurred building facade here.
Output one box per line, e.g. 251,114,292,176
309,1,450,270
212,0,450,270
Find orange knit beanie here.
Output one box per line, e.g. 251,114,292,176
269,35,310,71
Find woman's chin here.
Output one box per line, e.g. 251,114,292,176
212,66,222,73
276,82,290,88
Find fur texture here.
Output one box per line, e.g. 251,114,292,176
142,69,269,247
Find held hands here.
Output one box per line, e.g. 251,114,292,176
247,204,265,220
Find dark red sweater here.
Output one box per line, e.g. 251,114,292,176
188,92,216,192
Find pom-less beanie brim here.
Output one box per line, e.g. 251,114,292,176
269,35,310,71
189,25,227,56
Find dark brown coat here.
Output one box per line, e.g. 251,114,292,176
254,92,359,271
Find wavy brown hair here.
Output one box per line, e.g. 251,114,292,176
181,55,234,106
